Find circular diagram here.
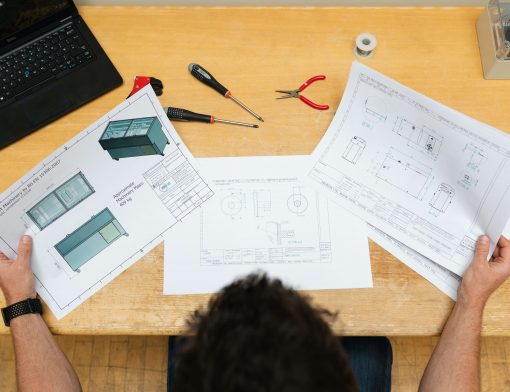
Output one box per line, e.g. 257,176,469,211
159,180,173,193
221,194,243,216
287,193,308,215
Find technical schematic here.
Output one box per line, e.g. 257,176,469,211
26,172,94,231
458,143,488,189
164,156,373,295
368,225,461,300
429,183,455,216
287,187,309,215
143,150,214,221
0,86,214,319
392,117,443,160
221,191,244,217
363,96,388,122
307,62,510,276
199,182,331,266
376,148,433,200
342,136,366,164
253,190,271,217
263,221,295,245
54,208,128,273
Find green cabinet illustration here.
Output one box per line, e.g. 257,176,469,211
99,117,169,160
27,172,94,230
55,208,127,272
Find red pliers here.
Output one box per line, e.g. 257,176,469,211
276,75,329,110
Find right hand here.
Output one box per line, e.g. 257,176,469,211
458,235,510,311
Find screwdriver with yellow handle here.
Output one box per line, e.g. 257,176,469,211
188,63,264,122
164,107,258,129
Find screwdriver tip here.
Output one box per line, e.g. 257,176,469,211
254,125,259,128
258,117,265,122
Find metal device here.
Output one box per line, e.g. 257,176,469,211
0,0,122,149
354,33,377,58
165,107,258,128
188,63,264,122
275,75,330,110
477,0,510,79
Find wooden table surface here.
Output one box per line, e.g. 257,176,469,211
1,6,510,336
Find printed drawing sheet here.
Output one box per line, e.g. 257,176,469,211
0,86,214,319
164,156,372,295
367,219,510,301
368,225,461,300
307,61,510,276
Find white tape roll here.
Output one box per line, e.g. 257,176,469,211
354,33,377,58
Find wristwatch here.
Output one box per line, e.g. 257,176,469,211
1,298,42,326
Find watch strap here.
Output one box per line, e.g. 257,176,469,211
2,298,42,326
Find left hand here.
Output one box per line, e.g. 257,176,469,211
0,235,37,306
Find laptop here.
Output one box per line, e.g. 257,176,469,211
0,0,123,149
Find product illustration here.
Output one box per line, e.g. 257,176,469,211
27,172,94,230
99,117,169,160
55,208,128,272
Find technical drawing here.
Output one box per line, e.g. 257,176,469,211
221,193,244,216
392,117,443,160
27,172,94,230
429,183,455,216
458,143,487,189
342,136,366,164
264,221,295,245
143,153,215,221
99,117,169,160
253,190,271,217
465,144,487,170
363,96,388,122
55,208,128,272
376,148,433,200
287,187,309,215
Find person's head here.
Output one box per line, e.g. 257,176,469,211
173,273,358,392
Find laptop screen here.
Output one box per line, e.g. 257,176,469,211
0,0,73,42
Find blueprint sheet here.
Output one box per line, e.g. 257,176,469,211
368,225,461,300
0,86,214,319
367,219,510,301
164,156,372,294
307,62,510,276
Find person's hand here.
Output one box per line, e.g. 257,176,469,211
0,235,36,306
458,235,510,311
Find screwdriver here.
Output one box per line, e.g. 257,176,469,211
188,63,264,122
164,107,259,128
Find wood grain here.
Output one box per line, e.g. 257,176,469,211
1,6,510,335
2,335,510,391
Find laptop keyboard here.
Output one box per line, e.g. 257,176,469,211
0,24,94,104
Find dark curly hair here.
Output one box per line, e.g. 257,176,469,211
173,273,359,392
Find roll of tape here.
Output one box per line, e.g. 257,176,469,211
354,33,377,58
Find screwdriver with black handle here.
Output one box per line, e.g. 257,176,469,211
188,63,264,122
164,107,259,128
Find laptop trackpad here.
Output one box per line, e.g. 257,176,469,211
20,84,74,127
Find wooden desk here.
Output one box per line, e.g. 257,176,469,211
1,6,510,336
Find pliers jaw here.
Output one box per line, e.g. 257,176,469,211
275,89,300,99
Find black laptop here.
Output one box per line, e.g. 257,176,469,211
0,0,123,149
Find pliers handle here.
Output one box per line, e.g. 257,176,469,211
276,75,329,111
